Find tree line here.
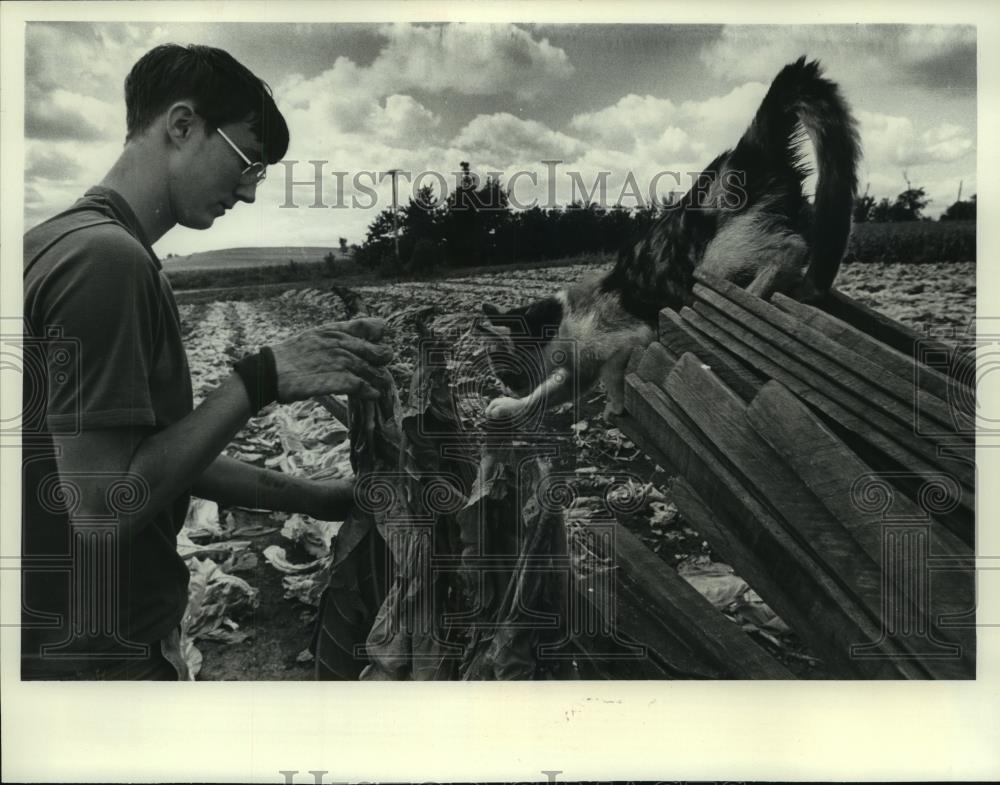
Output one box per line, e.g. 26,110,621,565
353,162,976,274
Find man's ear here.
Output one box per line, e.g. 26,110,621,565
164,101,198,147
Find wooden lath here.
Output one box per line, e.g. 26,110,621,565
615,275,976,679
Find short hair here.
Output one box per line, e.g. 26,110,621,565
124,43,289,163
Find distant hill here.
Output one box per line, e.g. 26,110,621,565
162,246,348,271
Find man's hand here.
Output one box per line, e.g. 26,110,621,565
271,317,393,403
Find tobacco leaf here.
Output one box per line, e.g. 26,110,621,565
317,308,566,680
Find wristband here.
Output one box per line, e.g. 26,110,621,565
233,347,279,413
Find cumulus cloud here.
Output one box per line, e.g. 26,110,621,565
273,23,574,155
368,23,574,99
679,82,766,135
569,94,679,149
568,82,766,166
451,113,584,165
858,110,975,168
368,95,442,146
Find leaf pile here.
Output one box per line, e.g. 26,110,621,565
177,499,261,677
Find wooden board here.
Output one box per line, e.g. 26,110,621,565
687,297,975,528
704,281,971,444
609,512,793,678
747,381,975,678
694,276,975,459
663,355,968,678
634,340,679,390
659,308,764,401
771,293,960,407
822,289,975,391
622,373,925,678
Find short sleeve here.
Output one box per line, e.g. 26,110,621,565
38,228,163,431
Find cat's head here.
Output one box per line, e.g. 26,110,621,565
477,297,564,396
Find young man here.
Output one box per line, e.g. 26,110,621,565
21,44,390,680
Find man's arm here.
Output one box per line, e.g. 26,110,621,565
51,319,389,533
191,454,354,521
54,373,258,531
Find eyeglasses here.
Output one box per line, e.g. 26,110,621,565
216,127,267,185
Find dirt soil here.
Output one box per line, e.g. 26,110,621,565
180,260,976,680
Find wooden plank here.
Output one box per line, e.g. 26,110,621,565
610,517,793,679
563,460,787,678
771,293,959,406
695,277,976,464
668,478,831,678
572,574,723,679
659,308,764,401
683,303,974,546
663,355,967,678
634,341,679,390
625,345,649,377
747,382,975,677
822,289,973,389
622,373,925,678
704,278,968,445
699,279,970,444
687,298,975,527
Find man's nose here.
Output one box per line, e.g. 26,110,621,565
235,181,258,204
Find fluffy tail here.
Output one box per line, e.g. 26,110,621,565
741,56,860,293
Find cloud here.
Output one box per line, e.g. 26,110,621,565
569,94,678,150
679,82,766,134
25,88,120,141
921,123,975,163
858,110,975,168
369,23,574,99
568,82,766,165
23,138,127,232
274,22,573,153
451,113,584,165
900,26,977,89
26,148,85,180
367,95,442,146
699,25,975,90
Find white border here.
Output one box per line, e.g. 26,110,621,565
2,1,998,782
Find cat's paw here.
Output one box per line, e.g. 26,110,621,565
486,396,525,420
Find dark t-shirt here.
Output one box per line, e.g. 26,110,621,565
22,186,193,678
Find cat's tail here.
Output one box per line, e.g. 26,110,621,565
740,56,860,293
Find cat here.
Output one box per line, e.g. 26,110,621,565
480,56,860,421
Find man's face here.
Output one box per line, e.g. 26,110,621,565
170,118,262,230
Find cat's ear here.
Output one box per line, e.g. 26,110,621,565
481,302,501,318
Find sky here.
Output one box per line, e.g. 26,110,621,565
23,22,977,257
